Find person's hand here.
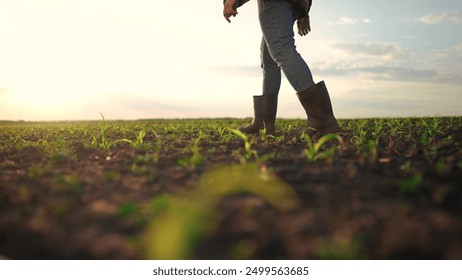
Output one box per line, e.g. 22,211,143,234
224,0,239,23
297,16,311,36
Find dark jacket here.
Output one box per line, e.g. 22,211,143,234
284,0,312,18
224,0,312,19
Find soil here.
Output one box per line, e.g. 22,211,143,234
0,119,461,260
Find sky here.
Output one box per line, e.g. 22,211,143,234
0,0,461,121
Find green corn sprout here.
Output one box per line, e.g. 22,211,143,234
302,133,343,162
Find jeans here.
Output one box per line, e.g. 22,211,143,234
258,0,315,95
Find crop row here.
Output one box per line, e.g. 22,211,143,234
1,117,461,164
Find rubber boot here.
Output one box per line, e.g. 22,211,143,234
261,94,278,136
238,95,264,134
238,94,278,135
296,81,341,136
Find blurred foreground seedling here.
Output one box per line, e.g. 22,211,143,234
143,163,299,259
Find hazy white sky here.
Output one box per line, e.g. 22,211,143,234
0,0,461,120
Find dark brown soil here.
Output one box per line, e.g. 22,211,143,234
0,119,461,259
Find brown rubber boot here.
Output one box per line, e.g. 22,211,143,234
261,94,278,135
238,95,264,134
296,81,341,136
238,94,278,135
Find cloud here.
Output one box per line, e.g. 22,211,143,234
332,42,409,60
417,11,462,24
423,44,462,84
359,66,438,82
329,17,371,26
314,42,462,85
335,84,462,118
316,63,462,85
315,64,439,83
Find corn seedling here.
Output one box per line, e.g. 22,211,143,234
364,138,379,164
229,128,257,161
316,234,365,260
143,164,298,259
301,133,343,162
397,172,423,193
117,128,151,150
91,113,115,150
178,138,203,168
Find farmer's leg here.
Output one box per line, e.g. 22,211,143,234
261,37,282,95
258,0,315,92
238,38,279,135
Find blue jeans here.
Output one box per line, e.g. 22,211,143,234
258,0,315,95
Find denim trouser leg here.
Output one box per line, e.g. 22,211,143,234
258,0,315,94
261,38,281,95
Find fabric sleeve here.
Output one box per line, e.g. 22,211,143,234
223,0,250,7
